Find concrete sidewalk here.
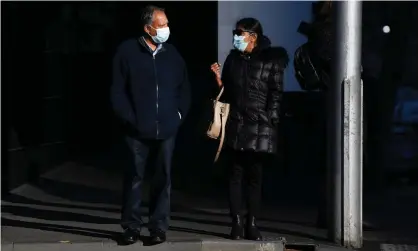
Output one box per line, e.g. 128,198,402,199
1,239,287,251
0,162,313,251
2,162,418,251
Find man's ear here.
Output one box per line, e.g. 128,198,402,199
143,24,150,34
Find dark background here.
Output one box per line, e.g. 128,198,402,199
2,1,219,193
2,1,418,198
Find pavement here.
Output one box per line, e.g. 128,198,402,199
2,161,418,251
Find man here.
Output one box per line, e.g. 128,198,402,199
111,5,190,244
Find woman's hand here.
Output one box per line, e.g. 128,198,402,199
210,62,223,88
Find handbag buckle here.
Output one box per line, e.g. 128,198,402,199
220,104,225,116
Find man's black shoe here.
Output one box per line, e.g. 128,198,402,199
150,230,166,244
122,229,140,245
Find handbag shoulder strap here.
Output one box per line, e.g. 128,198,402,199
214,102,230,162
216,87,225,101
214,127,225,162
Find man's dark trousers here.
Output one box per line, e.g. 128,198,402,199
121,135,175,233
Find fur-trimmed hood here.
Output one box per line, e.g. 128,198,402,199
229,35,289,68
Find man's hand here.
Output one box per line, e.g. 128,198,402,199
210,62,223,87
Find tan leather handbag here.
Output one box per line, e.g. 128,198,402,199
207,87,230,162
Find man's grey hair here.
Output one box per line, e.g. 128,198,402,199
140,5,165,27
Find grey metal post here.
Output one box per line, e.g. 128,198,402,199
328,1,363,248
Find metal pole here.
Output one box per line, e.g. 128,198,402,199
329,1,363,248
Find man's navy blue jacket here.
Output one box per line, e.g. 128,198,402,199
111,38,191,139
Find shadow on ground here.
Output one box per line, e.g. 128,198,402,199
2,175,327,244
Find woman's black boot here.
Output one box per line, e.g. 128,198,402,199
246,216,262,241
230,215,244,240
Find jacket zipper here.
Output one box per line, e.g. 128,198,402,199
153,54,159,138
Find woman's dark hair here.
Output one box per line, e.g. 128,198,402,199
236,17,264,38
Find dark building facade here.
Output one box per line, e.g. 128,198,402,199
2,1,418,195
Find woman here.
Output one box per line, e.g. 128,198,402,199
210,18,288,241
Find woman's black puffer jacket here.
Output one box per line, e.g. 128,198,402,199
221,36,289,154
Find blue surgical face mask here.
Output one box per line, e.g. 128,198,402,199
233,34,248,52
149,26,170,44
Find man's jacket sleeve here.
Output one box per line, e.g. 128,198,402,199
110,49,135,125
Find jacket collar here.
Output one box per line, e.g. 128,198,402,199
138,36,166,55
